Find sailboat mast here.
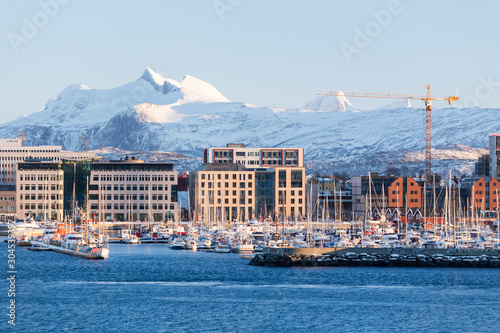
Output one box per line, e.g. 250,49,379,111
282,191,286,247
86,176,89,244
368,172,372,221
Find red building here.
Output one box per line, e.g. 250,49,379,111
178,172,189,192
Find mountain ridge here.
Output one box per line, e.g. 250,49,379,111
0,68,495,176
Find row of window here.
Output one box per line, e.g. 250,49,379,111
278,190,303,197
20,185,61,191
94,175,175,182
0,197,15,202
235,160,259,165
19,194,59,201
475,190,499,195
201,173,253,180
20,175,62,181
90,203,175,210
391,199,419,203
394,182,416,186
20,203,60,210
0,149,58,154
473,199,498,203
90,194,170,201
92,184,169,191
201,189,252,197
201,182,253,189
202,198,253,205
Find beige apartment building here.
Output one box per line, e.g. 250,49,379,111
190,164,306,223
274,167,306,220
0,185,16,221
89,157,179,222
16,161,65,221
190,164,256,223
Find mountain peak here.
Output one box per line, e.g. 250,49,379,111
142,67,166,86
141,67,181,94
180,75,230,103
300,91,355,112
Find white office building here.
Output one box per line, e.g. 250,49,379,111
89,157,179,222
0,138,97,185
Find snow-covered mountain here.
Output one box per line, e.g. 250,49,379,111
300,92,357,112
0,68,496,176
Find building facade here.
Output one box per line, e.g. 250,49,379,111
469,177,500,211
489,134,500,177
190,164,306,223
475,154,490,177
274,167,305,220
0,185,16,221
190,164,256,223
387,177,422,209
89,157,178,222
352,173,398,219
204,143,304,168
16,161,65,221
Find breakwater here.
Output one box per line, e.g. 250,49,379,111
250,247,500,268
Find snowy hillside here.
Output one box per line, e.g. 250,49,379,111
0,68,496,177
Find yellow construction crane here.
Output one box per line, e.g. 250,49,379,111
317,85,459,182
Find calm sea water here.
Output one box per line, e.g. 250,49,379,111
1,239,499,333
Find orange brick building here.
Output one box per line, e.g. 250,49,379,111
388,177,422,210
470,177,500,211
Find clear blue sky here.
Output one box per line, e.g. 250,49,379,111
1,0,499,122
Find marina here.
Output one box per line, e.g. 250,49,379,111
2,240,499,332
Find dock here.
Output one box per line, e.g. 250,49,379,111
28,241,107,260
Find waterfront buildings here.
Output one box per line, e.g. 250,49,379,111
0,138,96,185
16,156,179,221
191,143,306,223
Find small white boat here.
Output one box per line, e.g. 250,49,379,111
169,238,186,250
196,237,212,250
123,234,140,244
214,242,231,253
233,242,254,253
185,238,197,251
